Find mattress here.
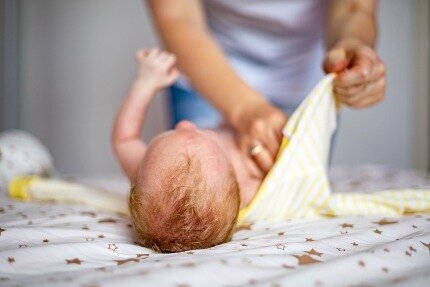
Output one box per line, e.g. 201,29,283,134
1,165,430,287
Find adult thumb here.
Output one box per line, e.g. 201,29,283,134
323,48,348,74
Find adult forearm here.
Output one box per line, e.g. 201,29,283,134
153,18,265,125
326,0,377,49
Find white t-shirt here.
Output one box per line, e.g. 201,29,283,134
177,0,327,110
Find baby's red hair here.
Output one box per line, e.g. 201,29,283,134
129,155,240,253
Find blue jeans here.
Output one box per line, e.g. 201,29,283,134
168,83,338,163
169,84,222,129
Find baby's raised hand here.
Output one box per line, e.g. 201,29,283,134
135,48,179,92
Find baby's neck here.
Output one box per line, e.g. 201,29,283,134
207,126,261,209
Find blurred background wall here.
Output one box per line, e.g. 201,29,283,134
2,0,428,175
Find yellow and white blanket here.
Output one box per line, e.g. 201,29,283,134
238,75,430,224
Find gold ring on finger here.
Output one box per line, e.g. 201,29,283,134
249,144,264,157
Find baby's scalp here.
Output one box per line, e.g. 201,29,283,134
129,152,240,252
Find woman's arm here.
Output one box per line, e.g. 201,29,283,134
324,0,386,109
148,0,287,175
326,0,377,49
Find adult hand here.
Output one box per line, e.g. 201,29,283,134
323,39,386,108
232,100,287,178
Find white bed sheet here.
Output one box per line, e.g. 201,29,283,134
1,165,430,287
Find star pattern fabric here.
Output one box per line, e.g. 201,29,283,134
1,170,430,287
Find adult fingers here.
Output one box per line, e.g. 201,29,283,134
335,48,376,88
238,136,264,179
334,60,385,99
337,77,386,108
334,84,366,98
367,61,386,83
248,110,286,159
250,142,274,174
323,47,349,73
249,121,279,158
350,78,386,108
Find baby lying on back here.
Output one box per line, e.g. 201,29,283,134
112,49,263,252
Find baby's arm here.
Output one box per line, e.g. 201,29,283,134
112,49,178,180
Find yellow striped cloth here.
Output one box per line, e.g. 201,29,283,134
237,74,430,224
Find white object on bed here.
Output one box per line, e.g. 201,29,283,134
0,130,55,193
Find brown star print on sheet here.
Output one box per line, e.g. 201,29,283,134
358,260,365,267
0,227,5,236
7,257,14,263
305,249,323,257
66,258,82,264
98,218,117,224
374,229,382,234
108,243,118,251
136,253,149,258
80,211,96,218
42,239,49,243
305,238,314,242
352,242,358,246
276,244,286,250
293,254,320,265
114,258,139,266
373,218,398,226
421,241,430,251
340,223,353,228
97,234,104,239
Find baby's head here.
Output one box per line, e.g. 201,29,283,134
129,121,240,252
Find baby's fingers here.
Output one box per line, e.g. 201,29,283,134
164,54,177,71
165,67,179,85
135,49,148,60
